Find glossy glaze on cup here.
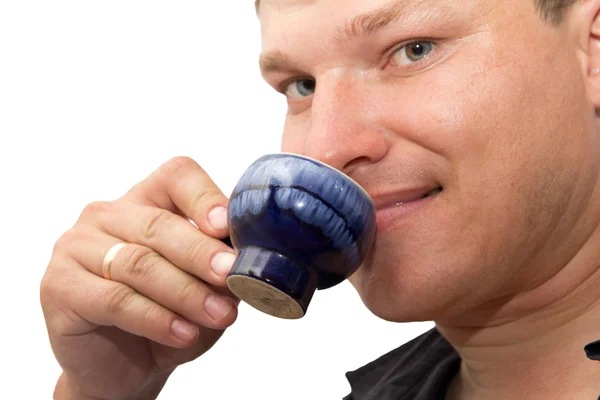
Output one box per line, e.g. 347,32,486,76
226,153,376,318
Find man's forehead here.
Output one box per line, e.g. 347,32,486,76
258,0,410,19
258,0,459,45
258,0,320,14
257,0,460,15
257,0,465,28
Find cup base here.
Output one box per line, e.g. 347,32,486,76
227,275,304,319
225,246,318,319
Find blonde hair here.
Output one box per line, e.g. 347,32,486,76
255,0,575,24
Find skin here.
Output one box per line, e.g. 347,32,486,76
40,0,600,398
260,0,600,397
41,158,241,399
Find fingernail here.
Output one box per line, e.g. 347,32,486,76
211,252,236,276
205,295,234,321
208,206,228,230
171,319,198,342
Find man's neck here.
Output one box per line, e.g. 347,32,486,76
437,226,600,399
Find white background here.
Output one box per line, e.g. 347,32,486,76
0,2,432,399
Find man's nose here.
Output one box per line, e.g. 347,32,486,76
302,74,389,173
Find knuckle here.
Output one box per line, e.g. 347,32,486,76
81,201,113,218
52,229,75,255
40,260,74,312
160,156,201,177
40,277,79,337
141,209,175,241
40,269,80,333
185,235,210,265
122,246,159,280
194,187,222,208
190,188,224,222
39,271,59,309
153,157,205,193
104,284,137,316
140,303,163,329
177,279,202,305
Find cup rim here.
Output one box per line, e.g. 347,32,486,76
273,152,373,201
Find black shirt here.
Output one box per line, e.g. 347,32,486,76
344,328,600,400
344,328,459,400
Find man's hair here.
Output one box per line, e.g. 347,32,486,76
536,0,577,24
255,0,577,25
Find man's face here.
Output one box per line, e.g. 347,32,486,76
259,0,600,322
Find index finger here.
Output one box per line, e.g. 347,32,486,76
124,156,230,238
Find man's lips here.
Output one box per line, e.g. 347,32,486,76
371,186,443,209
370,186,443,231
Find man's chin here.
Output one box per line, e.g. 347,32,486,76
348,275,427,323
348,269,466,323
363,300,434,324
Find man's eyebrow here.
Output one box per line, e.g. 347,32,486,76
336,0,426,42
259,50,296,75
259,0,433,75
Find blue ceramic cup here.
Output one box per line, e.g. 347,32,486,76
225,153,376,319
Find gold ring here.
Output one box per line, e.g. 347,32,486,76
102,243,127,280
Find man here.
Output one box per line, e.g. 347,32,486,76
40,0,600,398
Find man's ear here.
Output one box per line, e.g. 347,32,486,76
576,0,600,107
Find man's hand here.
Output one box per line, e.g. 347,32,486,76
40,157,239,400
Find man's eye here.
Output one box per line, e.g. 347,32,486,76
284,79,316,98
390,41,434,66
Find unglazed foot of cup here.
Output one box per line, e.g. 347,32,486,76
225,246,318,319
227,275,304,319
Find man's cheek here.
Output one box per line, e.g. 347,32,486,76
280,127,306,153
